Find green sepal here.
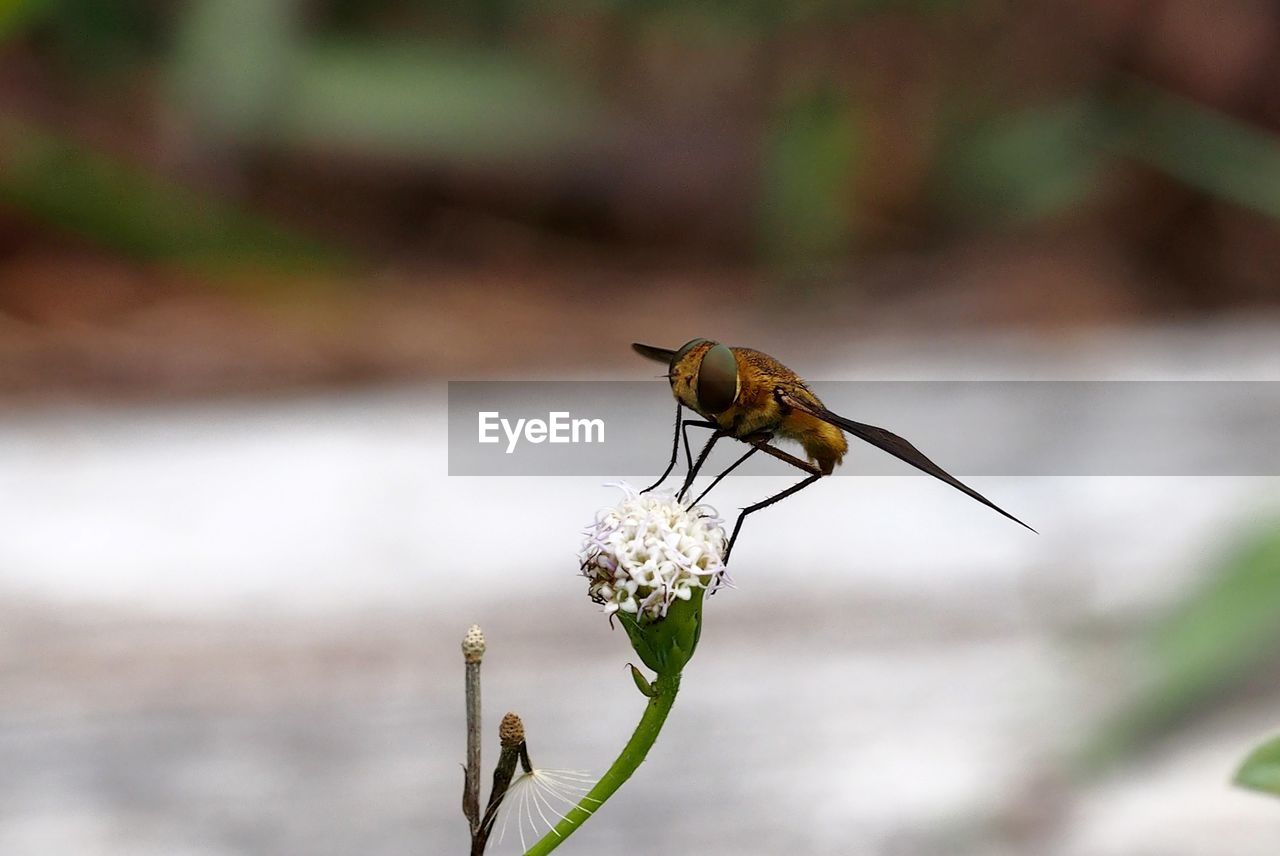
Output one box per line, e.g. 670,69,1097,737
616,588,705,677
628,664,657,697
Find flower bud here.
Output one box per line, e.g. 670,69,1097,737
499,712,525,748
461,624,486,663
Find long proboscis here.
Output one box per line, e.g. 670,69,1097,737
781,392,1037,533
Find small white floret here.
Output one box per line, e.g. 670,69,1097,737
579,483,728,621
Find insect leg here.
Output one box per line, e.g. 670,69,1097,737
640,403,683,493
677,430,724,502
689,445,759,507
746,437,822,475
681,418,714,473
690,429,817,507
723,472,823,564
642,408,719,494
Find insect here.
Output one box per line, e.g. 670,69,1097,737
633,339,1034,562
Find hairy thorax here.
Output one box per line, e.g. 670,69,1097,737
723,348,849,474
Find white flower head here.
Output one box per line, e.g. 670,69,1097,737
579,482,728,620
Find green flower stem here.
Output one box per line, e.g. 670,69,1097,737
523,671,681,855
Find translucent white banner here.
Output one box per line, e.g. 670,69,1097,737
447,380,1280,476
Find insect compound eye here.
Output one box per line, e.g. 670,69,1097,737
696,342,739,414
671,338,709,371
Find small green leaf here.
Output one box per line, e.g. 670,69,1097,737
1235,734,1280,796
629,664,657,698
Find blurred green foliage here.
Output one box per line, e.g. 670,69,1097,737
170,0,596,160
6,0,162,71
525,0,965,27
761,86,861,263
0,118,339,270
1107,84,1280,222
942,101,1105,226
1081,522,1280,771
7,0,1280,270
0,0,45,41
1236,733,1280,796
169,0,303,139
276,42,595,162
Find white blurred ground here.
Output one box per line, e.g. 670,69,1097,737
2,321,1279,855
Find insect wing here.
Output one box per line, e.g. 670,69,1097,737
779,392,1036,533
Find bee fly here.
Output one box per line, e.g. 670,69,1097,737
633,339,1034,562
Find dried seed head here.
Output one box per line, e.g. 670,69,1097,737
462,624,486,663
499,712,525,748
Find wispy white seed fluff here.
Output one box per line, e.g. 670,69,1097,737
579,482,728,620
496,768,597,852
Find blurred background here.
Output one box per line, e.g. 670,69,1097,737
3,1,1280,853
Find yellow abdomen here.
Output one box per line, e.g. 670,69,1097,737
781,411,847,475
